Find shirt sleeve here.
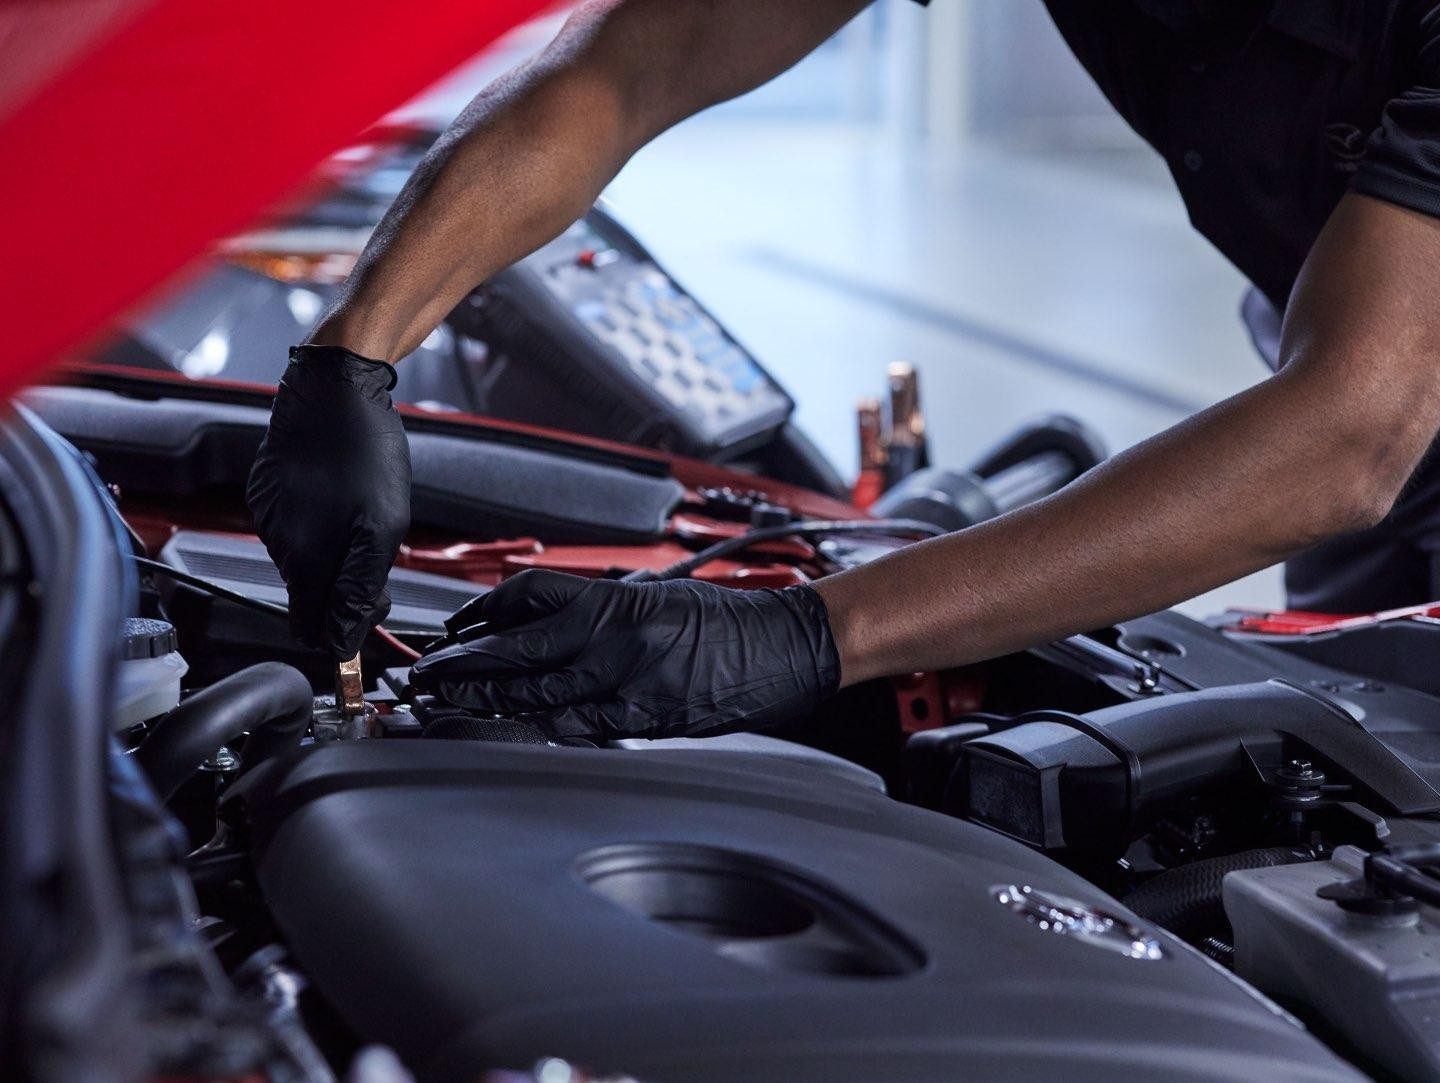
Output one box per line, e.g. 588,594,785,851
1352,13,1440,217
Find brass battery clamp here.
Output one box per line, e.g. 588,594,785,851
313,651,377,741
335,652,366,716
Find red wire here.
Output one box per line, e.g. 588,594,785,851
372,624,422,662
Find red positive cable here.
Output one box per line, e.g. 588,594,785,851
372,624,423,663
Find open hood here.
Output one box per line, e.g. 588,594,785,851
0,0,551,399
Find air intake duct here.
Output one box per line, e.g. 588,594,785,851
948,679,1440,857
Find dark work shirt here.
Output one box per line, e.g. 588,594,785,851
1041,0,1440,313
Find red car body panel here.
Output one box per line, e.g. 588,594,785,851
0,0,551,395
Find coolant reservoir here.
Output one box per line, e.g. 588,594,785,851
115,617,188,729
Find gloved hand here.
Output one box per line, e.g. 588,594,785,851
410,568,842,740
246,345,412,659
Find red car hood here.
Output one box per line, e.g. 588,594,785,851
0,0,551,399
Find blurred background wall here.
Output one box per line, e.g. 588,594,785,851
397,0,1280,614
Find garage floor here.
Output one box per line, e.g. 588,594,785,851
601,120,1286,617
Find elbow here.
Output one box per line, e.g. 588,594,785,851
1322,481,1398,537
1273,358,1436,548
1298,444,1411,544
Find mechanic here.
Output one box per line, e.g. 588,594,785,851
249,0,1440,739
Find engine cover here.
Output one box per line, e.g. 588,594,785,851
231,742,1360,1082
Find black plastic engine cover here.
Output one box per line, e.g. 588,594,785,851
232,741,1360,1082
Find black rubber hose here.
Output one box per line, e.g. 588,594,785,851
1124,847,1312,941
135,662,313,801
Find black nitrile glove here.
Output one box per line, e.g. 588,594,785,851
410,569,841,740
247,345,411,659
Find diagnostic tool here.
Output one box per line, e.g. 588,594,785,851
461,206,794,461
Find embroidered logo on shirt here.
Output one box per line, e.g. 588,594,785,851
1324,123,1367,171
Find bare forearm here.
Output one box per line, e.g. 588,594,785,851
818,195,1440,686
816,388,1308,684
312,13,632,360
310,0,867,362
817,370,1398,685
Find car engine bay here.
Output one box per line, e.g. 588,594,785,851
9,361,1440,1082
6,145,1440,1082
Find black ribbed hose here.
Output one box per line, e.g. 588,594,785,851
1124,847,1312,942
134,662,313,800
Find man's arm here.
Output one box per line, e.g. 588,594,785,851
249,0,866,659
311,0,868,362
410,194,1440,734
412,194,1440,733
818,193,1440,683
